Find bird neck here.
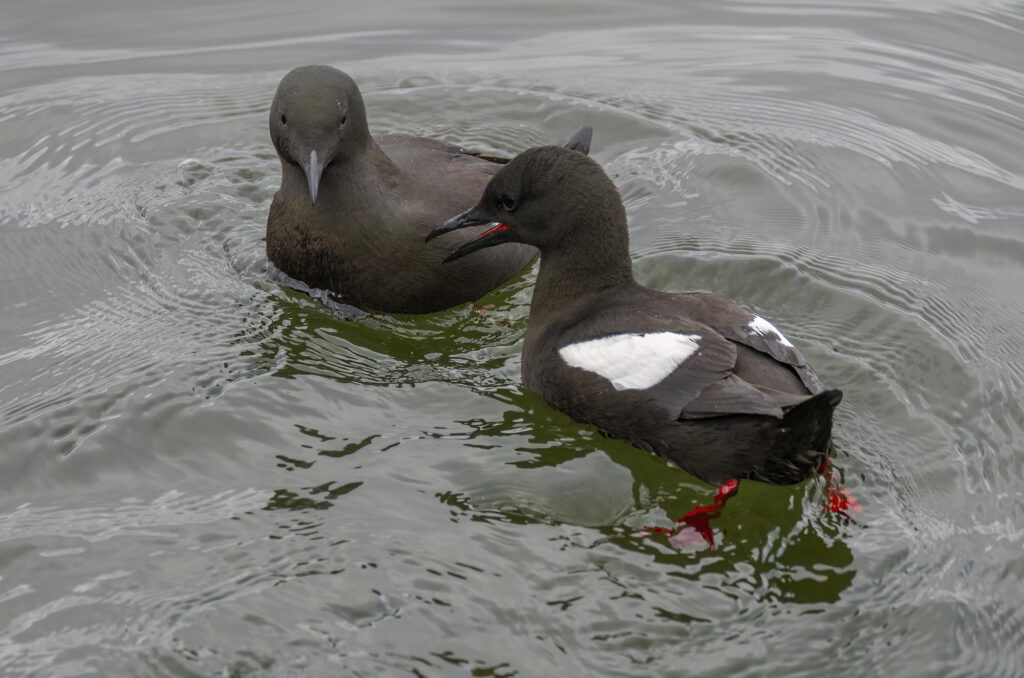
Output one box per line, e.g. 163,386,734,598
529,214,635,321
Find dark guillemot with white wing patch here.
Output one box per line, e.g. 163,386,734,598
428,144,842,486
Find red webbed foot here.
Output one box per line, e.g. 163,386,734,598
819,458,862,520
640,479,739,550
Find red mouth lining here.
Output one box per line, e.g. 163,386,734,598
475,223,510,240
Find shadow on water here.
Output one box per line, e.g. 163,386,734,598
258,265,534,389
265,401,857,608
458,387,858,605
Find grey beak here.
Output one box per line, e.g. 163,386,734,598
425,206,493,243
302,149,323,205
426,206,517,264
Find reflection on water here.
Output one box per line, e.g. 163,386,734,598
435,391,858,604
2,0,1024,675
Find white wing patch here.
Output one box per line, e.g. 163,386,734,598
748,315,794,347
558,332,701,391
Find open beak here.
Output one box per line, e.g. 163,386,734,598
426,206,517,264
301,149,324,205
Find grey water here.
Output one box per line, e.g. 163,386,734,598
2,1,1023,675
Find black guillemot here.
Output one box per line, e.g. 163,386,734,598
428,145,843,488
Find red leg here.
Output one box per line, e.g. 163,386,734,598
819,457,862,520
657,479,739,550
640,459,861,550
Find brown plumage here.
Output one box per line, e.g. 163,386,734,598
267,65,590,313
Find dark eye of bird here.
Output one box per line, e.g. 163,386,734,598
340,115,347,125
280,113,287,126
500,196,517,211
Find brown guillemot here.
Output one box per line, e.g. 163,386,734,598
267,65,591,314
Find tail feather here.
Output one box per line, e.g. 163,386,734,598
558,126,593,155
657,387,841,485
749,388,841,484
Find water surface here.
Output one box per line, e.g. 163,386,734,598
2,1,1023,675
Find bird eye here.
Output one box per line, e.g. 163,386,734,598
340,114,347,126
280,113,287,126
499,196,517,211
